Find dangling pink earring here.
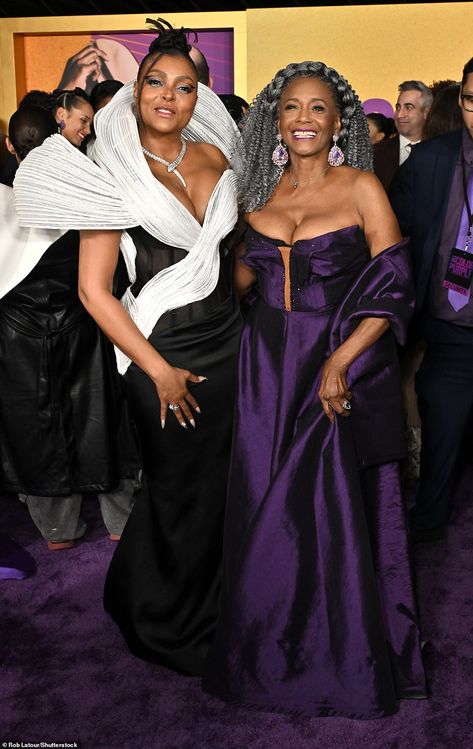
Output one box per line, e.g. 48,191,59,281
57,120,66,133
328,134,344,167
272,133,289,166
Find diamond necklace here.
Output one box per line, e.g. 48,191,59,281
142,137,187,188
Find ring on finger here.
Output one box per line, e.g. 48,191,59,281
168,403,180,412
342,399,352,411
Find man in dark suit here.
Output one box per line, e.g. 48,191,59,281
374,80,433,191
391,57,473,542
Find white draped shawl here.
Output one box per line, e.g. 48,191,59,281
0,184,65,301
13,81,240,373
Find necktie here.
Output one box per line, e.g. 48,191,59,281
448,170,473,311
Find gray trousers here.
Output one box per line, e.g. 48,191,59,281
20,478,137,542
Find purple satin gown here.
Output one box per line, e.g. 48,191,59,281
203,225,427,719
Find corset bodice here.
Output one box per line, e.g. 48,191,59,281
242,225,370,312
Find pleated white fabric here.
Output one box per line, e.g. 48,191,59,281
13,82,240,373
0,184,65,301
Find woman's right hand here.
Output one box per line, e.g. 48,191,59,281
154,365,205,429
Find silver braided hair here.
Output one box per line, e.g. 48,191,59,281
238,61,372,212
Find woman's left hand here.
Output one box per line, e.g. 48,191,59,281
318,354,352,423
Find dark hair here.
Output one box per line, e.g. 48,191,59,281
462,57,473,87
366,112,396,139
8,105,57,161
90,80,124,112
190,46,210,86
138,18,198,83
424,84,462,139
19,89,55,111
52,87,91,115
218,94,249,126
430,79,458,98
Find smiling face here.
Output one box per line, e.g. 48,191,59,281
394,90,428,141
57,100,93,147
278,76,341,160
135,52,198,136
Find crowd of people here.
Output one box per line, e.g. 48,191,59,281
1,16,473,721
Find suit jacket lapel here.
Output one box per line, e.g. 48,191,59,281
415,131,461,310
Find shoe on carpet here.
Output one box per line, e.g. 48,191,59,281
47,540,75,551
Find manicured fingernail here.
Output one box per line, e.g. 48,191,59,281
161,419,165,429
195,406,201,414
180,421,188,429
198,376,208,382
189,419,196,428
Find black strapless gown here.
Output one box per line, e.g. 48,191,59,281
104,227,242,676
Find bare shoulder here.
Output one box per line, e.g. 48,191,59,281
335,168,389,212
188,141,229,171
336,166,379,188
349,170,401,252
350,168,386,196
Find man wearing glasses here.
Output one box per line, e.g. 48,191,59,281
391,57,473,543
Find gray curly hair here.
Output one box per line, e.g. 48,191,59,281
239,60,372,212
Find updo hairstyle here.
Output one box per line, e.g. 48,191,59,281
52,87,91,116
136,18,198,90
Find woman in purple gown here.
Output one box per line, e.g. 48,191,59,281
203,61,427,718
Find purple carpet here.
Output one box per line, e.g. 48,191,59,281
1,476,472,749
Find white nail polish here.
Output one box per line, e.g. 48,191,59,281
190,419,196,428
180,421,188,429
161,419,165,429
195,406,201,414
198,376,208,382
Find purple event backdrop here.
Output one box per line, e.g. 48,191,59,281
93,30,234,94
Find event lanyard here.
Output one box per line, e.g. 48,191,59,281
461,149,473,251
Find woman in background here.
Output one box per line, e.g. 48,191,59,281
53,87,94,149
423,83,462,139
90,80,124,113
0,106,136,549
367,111,396,144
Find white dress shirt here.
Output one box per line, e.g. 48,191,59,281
399,133,421,165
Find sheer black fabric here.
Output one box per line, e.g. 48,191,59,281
104,228,242,675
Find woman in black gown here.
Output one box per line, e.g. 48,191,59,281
77,23,241,675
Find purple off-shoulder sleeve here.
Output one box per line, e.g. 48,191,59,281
329,241,414,468
330,239,414,351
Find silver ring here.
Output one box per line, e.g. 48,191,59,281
342,399,352,411
168,403,180,412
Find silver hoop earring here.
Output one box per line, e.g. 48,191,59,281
272,133,289,166
328,134,345,167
